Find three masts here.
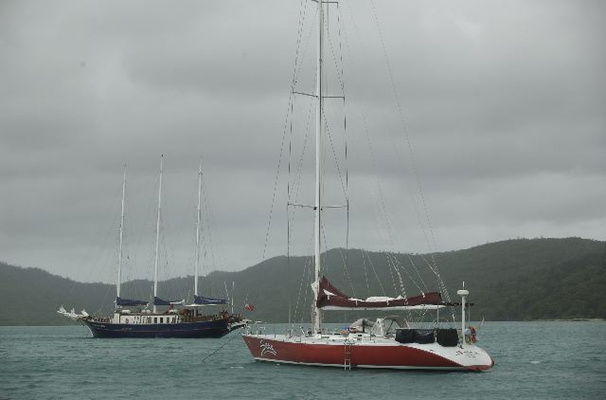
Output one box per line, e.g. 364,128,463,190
59,156,245,338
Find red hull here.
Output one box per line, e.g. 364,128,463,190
242,335,492,371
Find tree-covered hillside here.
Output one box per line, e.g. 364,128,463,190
1,238,604,325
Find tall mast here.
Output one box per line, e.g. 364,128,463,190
312,0,324,334
117,165,126,301
153,154,163,313
194,158,202,296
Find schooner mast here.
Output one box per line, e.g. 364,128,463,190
194,158,202,297
152,155,163,313
116,165,127,302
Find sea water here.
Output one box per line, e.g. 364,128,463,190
1,321,604,400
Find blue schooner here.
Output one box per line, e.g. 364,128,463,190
58,157,245,338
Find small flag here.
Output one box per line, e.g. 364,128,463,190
244,303,255,311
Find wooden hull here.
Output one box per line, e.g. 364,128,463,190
81,318,238,338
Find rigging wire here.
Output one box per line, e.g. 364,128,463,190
365,251,385,296
263,0,313,262
368,1,454,316
358,112,427,298
289,98,314,228
285,0,352,319
323,108,347,201
368,0,440,261
325,2,354,297
265,0,456,325
199,160,221,276
361,252,371,294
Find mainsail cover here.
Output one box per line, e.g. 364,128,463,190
116,297,149,307
316,276,443,310
153,297,185,306
193,295,227,305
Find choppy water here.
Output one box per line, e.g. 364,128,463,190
1,321,604,399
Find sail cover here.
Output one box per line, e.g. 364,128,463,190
116,297,149,307
316,276,444,310
193,295,227,305
153,297,185,306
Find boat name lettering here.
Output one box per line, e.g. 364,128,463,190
455,349,477,359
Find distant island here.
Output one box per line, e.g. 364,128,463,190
1,237,605,325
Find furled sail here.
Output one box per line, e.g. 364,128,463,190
193,294,227,305
116,297,149,307
316,276,444,310
153,297,185,306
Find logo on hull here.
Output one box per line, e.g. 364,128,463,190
260,340,277,356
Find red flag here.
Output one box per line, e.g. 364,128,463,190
244,303,255,311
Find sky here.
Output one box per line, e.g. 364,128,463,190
1,0,604,283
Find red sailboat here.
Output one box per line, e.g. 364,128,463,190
242,0,494,371
243,275,493,370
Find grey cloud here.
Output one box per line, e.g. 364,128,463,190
1,0,604,282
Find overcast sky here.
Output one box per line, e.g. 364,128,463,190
1,0,604,283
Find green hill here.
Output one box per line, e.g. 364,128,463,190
1,237,604,325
